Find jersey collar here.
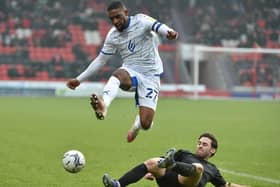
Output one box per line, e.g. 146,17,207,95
122,16,131,30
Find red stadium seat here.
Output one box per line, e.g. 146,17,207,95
0,46,16,55
36,71,49,80
0,64,9,80
159,44,176,52
0,23,5,33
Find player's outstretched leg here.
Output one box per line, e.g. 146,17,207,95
127,115,141,143
102,174,120,187
90,94,107,120
158,148,177,169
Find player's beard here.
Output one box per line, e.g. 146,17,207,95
115,24,124,31
195,149,208,159
116,17,128,31
115,23,125,31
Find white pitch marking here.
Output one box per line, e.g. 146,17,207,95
220,168,280,184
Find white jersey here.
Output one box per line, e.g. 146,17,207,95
76,14,175,82
101,14,165,76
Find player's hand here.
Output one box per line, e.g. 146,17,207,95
226,183,252,187
166,30,178,40
144,173,155,181
66,79,80,90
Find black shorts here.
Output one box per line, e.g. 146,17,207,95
156,170,185,187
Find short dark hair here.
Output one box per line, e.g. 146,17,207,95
199,132,218,150
107,1,126,11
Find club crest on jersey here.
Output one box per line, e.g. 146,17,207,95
128,40,136,52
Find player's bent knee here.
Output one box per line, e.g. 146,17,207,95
112,69,131,90
144,158,158,169
192,163,204,174
144,158,166,177
179,163,204,187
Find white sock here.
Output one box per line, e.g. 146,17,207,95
132,115,154,130
132,114,141,130
103,76,120,107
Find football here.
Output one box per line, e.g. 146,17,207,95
62,150,86,173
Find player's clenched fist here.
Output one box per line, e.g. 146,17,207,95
167,30,178,40
67,79,80,90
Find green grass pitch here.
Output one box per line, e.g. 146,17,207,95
0,97,279,187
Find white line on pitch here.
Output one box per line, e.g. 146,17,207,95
220,168,280,184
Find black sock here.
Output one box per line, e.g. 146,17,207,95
118,163,148,186
171,162,196,177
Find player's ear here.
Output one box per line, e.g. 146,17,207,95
124,9,128,16
210,148,216,156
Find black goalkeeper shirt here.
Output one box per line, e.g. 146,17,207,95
174,149,227,187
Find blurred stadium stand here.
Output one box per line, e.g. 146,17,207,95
0,0,279,88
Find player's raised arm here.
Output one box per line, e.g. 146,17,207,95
140,14,178,40
156,24,178,40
